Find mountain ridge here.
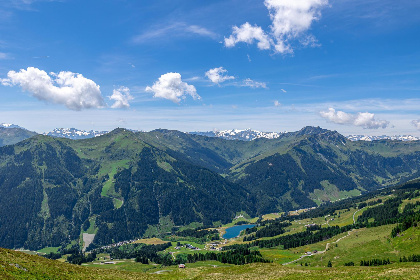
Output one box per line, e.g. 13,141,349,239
2,126,420,250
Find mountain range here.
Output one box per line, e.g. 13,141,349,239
46,128,109,140
189,129,283,141
2,124,420,143
1,125,420,250
347,134,420,141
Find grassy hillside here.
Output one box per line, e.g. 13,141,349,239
1,247,420,279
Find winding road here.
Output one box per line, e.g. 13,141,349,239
282,229,354,266
283,207,364,267
353,207,366,224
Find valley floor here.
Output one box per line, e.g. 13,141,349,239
5,188,420,279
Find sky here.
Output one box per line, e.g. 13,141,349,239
0,0,419,135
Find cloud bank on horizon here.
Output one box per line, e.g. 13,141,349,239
412,120,420,131
320,108,390,129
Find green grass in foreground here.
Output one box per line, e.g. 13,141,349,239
2,247,420,280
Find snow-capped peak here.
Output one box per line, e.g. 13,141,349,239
45,128,108,140
347,135,420,142
0,123,22,129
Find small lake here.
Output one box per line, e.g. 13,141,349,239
222,224,256,239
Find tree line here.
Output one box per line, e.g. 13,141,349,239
400,254,420,262
243,221,291,242
360,258,391,266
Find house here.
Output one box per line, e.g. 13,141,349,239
179,264,186,268
305,223,317,228
185,244,197,250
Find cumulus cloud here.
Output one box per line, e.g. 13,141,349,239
1,67,105,110
320,108,390,129
224,22,272,50
109,86,133,109
205,67,235,84
225,0,329,54
145,72,200,103
266,0,328,52
242,78,268,89
274,100,281,107
412,120,420,130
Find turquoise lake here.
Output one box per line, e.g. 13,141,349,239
222,224,256,239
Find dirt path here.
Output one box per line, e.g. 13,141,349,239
353,207,365,224
282,230,354,266
153,270,172,274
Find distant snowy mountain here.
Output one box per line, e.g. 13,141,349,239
0,123,22,129
190,129,420,142
347,135,420,142
190,129,284,141
46,128,108,140
45,128,142,140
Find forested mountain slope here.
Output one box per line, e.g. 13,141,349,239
1,126,420,250
0,129,252,249
136,127,420,214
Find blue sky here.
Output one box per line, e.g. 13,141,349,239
0,0,419,135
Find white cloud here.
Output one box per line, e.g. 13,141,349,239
145,72,200,103
109,86,133,109
205,67,235,84
185,76,201,82
133,23,217,43
320,108,390,129
225,0,329,54
1,67,105,110
265,0,328,53
224,22,272,50
242,78,268,89
281,88,287,93
412,120,420,130
274,100,281,107
187,25,218,38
